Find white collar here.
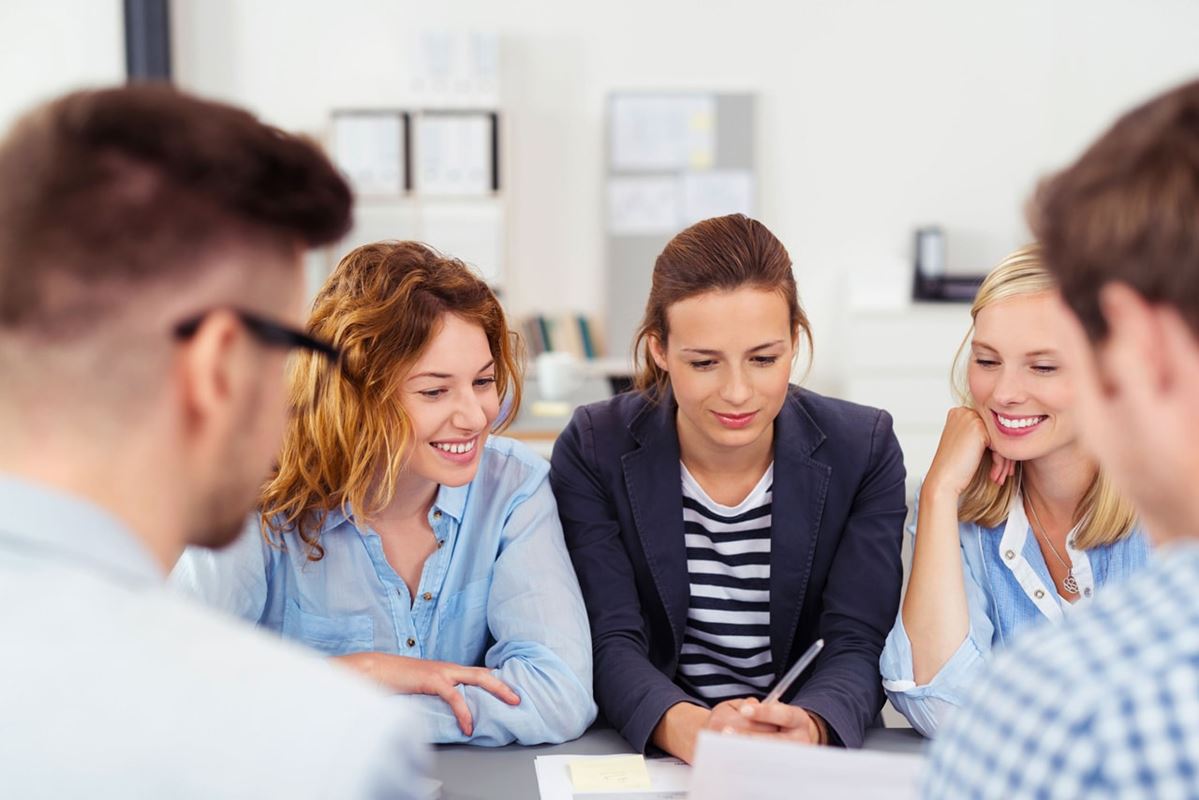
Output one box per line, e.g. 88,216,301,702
998,494,1093,620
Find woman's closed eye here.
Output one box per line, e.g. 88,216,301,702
751,355,780,366
1031,364,1058,375
418,387,448,399
973,357,1000,369
474,375,497,389
688,359,718,370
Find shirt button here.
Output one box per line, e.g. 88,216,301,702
1034,589,1045,599
433,510,442,520
1004,550,1015,560
406,637,416,648
1084,587,1093,597
422,592,433,601
437,539,445,549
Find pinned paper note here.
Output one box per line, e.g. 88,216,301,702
568,755,652,792
609,94,716,171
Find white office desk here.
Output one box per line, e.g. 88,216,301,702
432,723,926,800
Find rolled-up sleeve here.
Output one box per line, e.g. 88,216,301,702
411,472,597,746
880,510,995,738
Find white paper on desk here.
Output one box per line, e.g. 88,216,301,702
534,754,689,800
607,176,679,235
690,731,925,800
679,170,755,225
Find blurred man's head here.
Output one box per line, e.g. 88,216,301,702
0,85,351,559
1031,77,1199,543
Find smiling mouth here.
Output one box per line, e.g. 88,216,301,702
430,437,478,456
992,411,1048,433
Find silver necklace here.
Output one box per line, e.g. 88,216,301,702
1026,496,1079,595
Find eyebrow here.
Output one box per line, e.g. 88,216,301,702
680,340,786,356
408,360,496,382
972,341,1058,358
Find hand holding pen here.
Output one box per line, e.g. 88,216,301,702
736,639,828,744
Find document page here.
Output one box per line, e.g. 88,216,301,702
690,731,925,800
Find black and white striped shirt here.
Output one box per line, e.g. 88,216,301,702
676,462,774,705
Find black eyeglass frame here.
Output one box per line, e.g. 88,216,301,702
173,309,341,362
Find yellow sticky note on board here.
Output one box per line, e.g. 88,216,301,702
569,755,652,791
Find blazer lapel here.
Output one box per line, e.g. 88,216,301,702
768,389,830,673
621,395,690,658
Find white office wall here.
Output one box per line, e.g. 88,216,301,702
0,1,124,132
169,0,1199,391
6,1,1197,394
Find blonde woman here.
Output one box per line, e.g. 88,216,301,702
171,241,596,746
879,245,1149,737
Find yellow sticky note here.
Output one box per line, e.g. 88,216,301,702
569,755,653,791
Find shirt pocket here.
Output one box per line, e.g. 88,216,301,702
283,605,375,656
437,577,492,664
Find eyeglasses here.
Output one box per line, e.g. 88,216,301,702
173,308,341,363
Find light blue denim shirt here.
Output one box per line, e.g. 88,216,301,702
171,436,597,746
880,492,1150,737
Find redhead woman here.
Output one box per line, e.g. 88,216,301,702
171,241,596,745
880,246,1149,737
550,214,907,762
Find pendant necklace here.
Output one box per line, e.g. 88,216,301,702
1026,496,1079,595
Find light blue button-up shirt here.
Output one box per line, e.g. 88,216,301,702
880,493,1150,737
171,435,596,746
0,475,430,799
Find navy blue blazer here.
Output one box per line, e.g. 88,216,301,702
549,386,906,751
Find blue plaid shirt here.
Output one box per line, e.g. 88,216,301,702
924,542,1199,798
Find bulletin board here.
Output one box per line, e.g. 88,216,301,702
604,92,757,364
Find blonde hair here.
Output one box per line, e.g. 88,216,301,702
259,241,523,560
951,244,1137,549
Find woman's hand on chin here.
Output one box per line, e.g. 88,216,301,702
333,652,519,735
926,407,1013,498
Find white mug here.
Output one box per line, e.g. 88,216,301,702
536,351,584,401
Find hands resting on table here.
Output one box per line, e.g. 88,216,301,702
335,653,827,756
652,699,828,763
334,652,519,736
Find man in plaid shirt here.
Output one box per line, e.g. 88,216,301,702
925,77,1199,798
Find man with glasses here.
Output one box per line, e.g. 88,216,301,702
0,85,428,797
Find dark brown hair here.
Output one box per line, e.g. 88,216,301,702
633,214,812,398
1030,77,1199,341
260,241,523,560
0,84,352,337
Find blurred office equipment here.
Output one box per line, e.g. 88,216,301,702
324,32,506,291
605,92,756,361
911,226,985,302
124,0,171,81
332,111,409,197
414,110,499,195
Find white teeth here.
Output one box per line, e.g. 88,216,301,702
997,415,1045,430
433,439,476,455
